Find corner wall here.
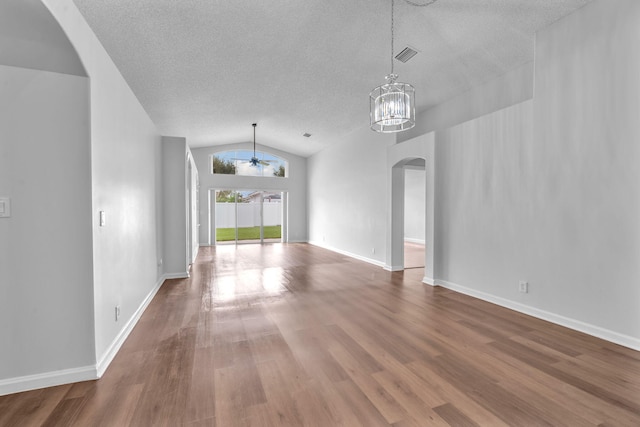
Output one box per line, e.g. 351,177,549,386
42,0,166,378
434,0,640,347
308,0,640,348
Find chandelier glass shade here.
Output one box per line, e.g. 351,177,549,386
370,0,417,133
370,73,415,133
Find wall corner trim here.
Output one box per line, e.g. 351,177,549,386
308,241,385,268
96,274,168,377
422,277,435,286
435,279,640,351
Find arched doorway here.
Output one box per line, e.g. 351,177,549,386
386,133,436,285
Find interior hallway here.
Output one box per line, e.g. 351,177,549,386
1,244,639,426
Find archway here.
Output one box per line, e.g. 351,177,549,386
386,133,436,285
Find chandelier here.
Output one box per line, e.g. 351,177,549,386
370,0,438,133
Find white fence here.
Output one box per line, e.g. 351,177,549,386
216,202,282,228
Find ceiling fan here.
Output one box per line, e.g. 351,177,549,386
249,123,261,166
233,123,277,168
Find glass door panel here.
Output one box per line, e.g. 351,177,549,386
214,189,284,245
236,190,261,244
262,191,282,243
215,190,237,245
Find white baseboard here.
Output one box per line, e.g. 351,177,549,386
404,238,425,245
422,276,435,286
96,274,167,377
0,365,97,397
163,272,189,279
435,279,640,351
0,274,171,396
287,239,308,243
308,241,385,268
384,265,404,272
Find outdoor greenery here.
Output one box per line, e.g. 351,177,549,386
216,226,282,241
212,155,236,174
273,164,285,177
213,153,287,177
216,191,242,203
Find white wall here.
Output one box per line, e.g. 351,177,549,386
529,0,639,343
192,143,307,244
163,137,189,277
308,126,394,264
435,100,535,302
404,168,426,243
42,0,166,377
398,61,534,142
0,0,86,77
0,65,95,384
434,0,640,347
308,0,640,348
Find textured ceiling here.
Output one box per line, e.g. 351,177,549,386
73,0,592,157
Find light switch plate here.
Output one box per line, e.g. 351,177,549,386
0,198,10,218
99,210,106,227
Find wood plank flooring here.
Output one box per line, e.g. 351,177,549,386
1,243,639,426
404,242,425,269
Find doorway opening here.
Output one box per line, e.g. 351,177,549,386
214,189,283,245
404,160,426,269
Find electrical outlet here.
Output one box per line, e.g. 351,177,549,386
519,281,528,293
115,305,121,321
157,258,163,267
372,248,376,254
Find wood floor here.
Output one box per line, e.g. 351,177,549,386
2,244,640,426
404,242,425,269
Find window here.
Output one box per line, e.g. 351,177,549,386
211,150,287,178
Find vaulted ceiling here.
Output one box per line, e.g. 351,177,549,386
72,0,592,157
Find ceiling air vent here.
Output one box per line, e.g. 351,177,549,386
395,46,419,63
303,133,312,138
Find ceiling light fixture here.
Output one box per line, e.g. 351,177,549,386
369,0,438,133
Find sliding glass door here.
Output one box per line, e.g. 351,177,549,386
215,190,282,245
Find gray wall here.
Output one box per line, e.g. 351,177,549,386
308,0,640,348
162,136,191,277
43,0,166,369
1,0,167,392
0,0,86,76
308,126,394,264
404,169,426,243
192,143,307,244
0,64,95,381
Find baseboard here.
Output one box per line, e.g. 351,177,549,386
422,276,435,286
287,239,308,243
384,265,404,272
308,241,385,268
435,279,640,351
96,274,167,377
0,365,97,397
163,272,190,280
404,238,425,245
0,274,170,396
